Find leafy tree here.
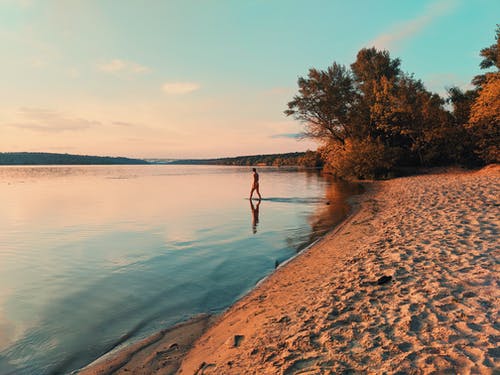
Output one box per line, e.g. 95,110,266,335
369,75,425,145
285,34,498,179
297,150,324,168
350,48,402,140
467,72,500,163
320,138,394,179
284,63,358,143
285,49,408,178
364,71,451,165
447,86,478,126
479,24,499,69
444,86,478,163
472,24,499,86
466,26,500,164
351,48,401,89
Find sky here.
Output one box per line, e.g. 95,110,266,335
0,0,498,159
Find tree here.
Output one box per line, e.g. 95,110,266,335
350,48,402,140
297,150,324,168
479,24,499,69
369,75,425,143
444,86,478,163
370,73,457,165
447,86,478,126
284,63,358,143
285,44,480,179
351,48,401,88
467,72,500,163
320,138,394,179
466,26,500,164
472,24,499,86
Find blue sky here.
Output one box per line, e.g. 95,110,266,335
0,0,498,158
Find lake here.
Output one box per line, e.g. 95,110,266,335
0,165,358,374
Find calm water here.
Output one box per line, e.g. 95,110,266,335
0,165,357,374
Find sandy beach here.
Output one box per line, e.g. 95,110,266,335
82,166,499,374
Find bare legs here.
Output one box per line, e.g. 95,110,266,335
250,185,262,200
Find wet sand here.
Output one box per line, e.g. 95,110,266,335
79,314,216,375
82,166,499,374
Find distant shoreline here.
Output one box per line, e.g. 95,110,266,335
0,151,319,167
0,152,149,165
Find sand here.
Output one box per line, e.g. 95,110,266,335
82,166,499,374
79,314,215,375
179,166,499,374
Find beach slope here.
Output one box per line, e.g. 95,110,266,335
179,166,499,374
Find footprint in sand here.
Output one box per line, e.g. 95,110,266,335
397,342,413,352
409,315,422,332
233,335,244,347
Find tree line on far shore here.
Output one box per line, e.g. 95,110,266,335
0,152,148,165
285,26,499,179
169,151,324,168
0,151,324,167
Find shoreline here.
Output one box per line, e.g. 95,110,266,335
77,314,216,375
177,181,381,374
80,166,499,374
178,166,499,374
78,178,364,374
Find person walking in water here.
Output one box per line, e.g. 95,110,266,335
249,168,262,200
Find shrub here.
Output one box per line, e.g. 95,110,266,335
321,138,396,179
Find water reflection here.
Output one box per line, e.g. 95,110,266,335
285,178,364,253
257,197,323,204
311,179,363,233
0,166,361,374
249,199,261,234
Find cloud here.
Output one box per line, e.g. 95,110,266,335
8,108,100,133
97,59,150,74
270,133,302,139
161,82,200,94
368,0,458,50
112,121,136,127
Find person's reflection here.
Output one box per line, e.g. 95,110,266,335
250,199,261,234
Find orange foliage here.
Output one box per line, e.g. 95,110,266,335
467,73,500,163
